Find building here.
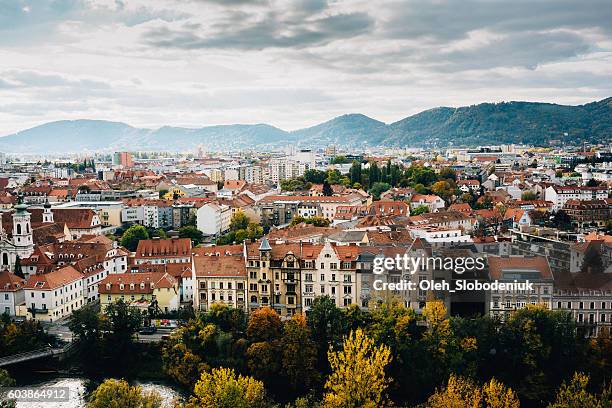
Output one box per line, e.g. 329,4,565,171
113,152,134,168
0,271,26,316
192,248,247,311
99,272,179,314
487,256,554,319
135,238,192,265
196,202,232,236
544,185,608,211
563,199,610,231
22,265,85,322
409,194,446,212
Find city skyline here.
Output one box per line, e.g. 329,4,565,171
1,0,611,134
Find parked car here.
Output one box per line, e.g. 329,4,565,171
139,326,157,335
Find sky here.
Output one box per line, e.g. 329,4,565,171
0,0,611,135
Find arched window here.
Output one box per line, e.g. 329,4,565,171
16,224,21,235
250,295,257,303
26,223,30,233
2,253,8,266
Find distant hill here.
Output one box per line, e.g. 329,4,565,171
0,98,609,153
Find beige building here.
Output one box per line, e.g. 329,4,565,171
192,247,247,311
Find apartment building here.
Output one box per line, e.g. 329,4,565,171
192,248,247,311
545,185,608,211
196,202,231,236
0,271,26,316
135,238,192,265
22,265,85,322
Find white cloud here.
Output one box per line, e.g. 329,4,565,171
0,0,610,135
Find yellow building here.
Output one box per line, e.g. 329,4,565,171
98,272,179,314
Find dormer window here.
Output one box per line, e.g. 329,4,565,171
140,283,145,289
130,283,135,290
120,284,124,290
106,283,111,290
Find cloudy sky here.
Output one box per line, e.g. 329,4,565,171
0,0,611,134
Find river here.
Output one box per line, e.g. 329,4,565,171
10,376,182,407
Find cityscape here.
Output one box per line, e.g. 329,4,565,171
0,1,611,408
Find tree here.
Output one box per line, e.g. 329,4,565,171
427,375,520,408
431,180,456,201
69,305,105,373
586,178,600,187
247,307,282,342
163,342,209,387
322,328,392,408
349,161,362,185
303,169,327,184
0,369,16,408
307,296,346,372
230,211,250,231
13,256,24,279
246,222,264,240
439,167,457,181
322,180,334,196
158,189,168,199
185,367,267,408
179,226,204,246
87,379,162,408
120,225,149,251
548,372,609,408
411,205,430,216
104,300,142,362
521,191,537,201
369,182,391,200
281,314,319,394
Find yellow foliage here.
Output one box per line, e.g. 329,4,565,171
322,328,392,408
186,367,266,408
427,375,520,408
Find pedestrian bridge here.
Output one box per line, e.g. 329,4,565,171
0,343,73,367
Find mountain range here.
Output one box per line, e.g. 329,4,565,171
0,98,610,153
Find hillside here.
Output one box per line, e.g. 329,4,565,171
0,98,609,153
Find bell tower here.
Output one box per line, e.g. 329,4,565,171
43,199,54,223
12,196,33,258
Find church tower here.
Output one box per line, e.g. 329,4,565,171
12,197,34,258
43,199,54,224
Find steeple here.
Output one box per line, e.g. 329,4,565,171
12,194,33,258
259,236,272,252
43,198,54,224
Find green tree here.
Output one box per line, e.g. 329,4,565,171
322,328,392,408
369,182,391,200
87,379,162,408
13,256,24,279
120,225,149,251
439,167,457,181
281,314,319,394
179,226,204,245
322,180,334,196
411,205,429,216
521,191,537,201
185,367,267,408
303,169,327,184
307,296,346,373
230,211,250,231
349,161,362,185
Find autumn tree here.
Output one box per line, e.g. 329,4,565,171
87,379,163,408
322,328,392,408
246,307,282,342
548,372,610,408
185,367,267,408
427,375,519,408
281,314,319,394
163,342,209,387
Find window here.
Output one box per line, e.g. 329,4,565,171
305,273,313,282
343,286,352,295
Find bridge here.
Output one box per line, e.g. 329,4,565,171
0,343,74,367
